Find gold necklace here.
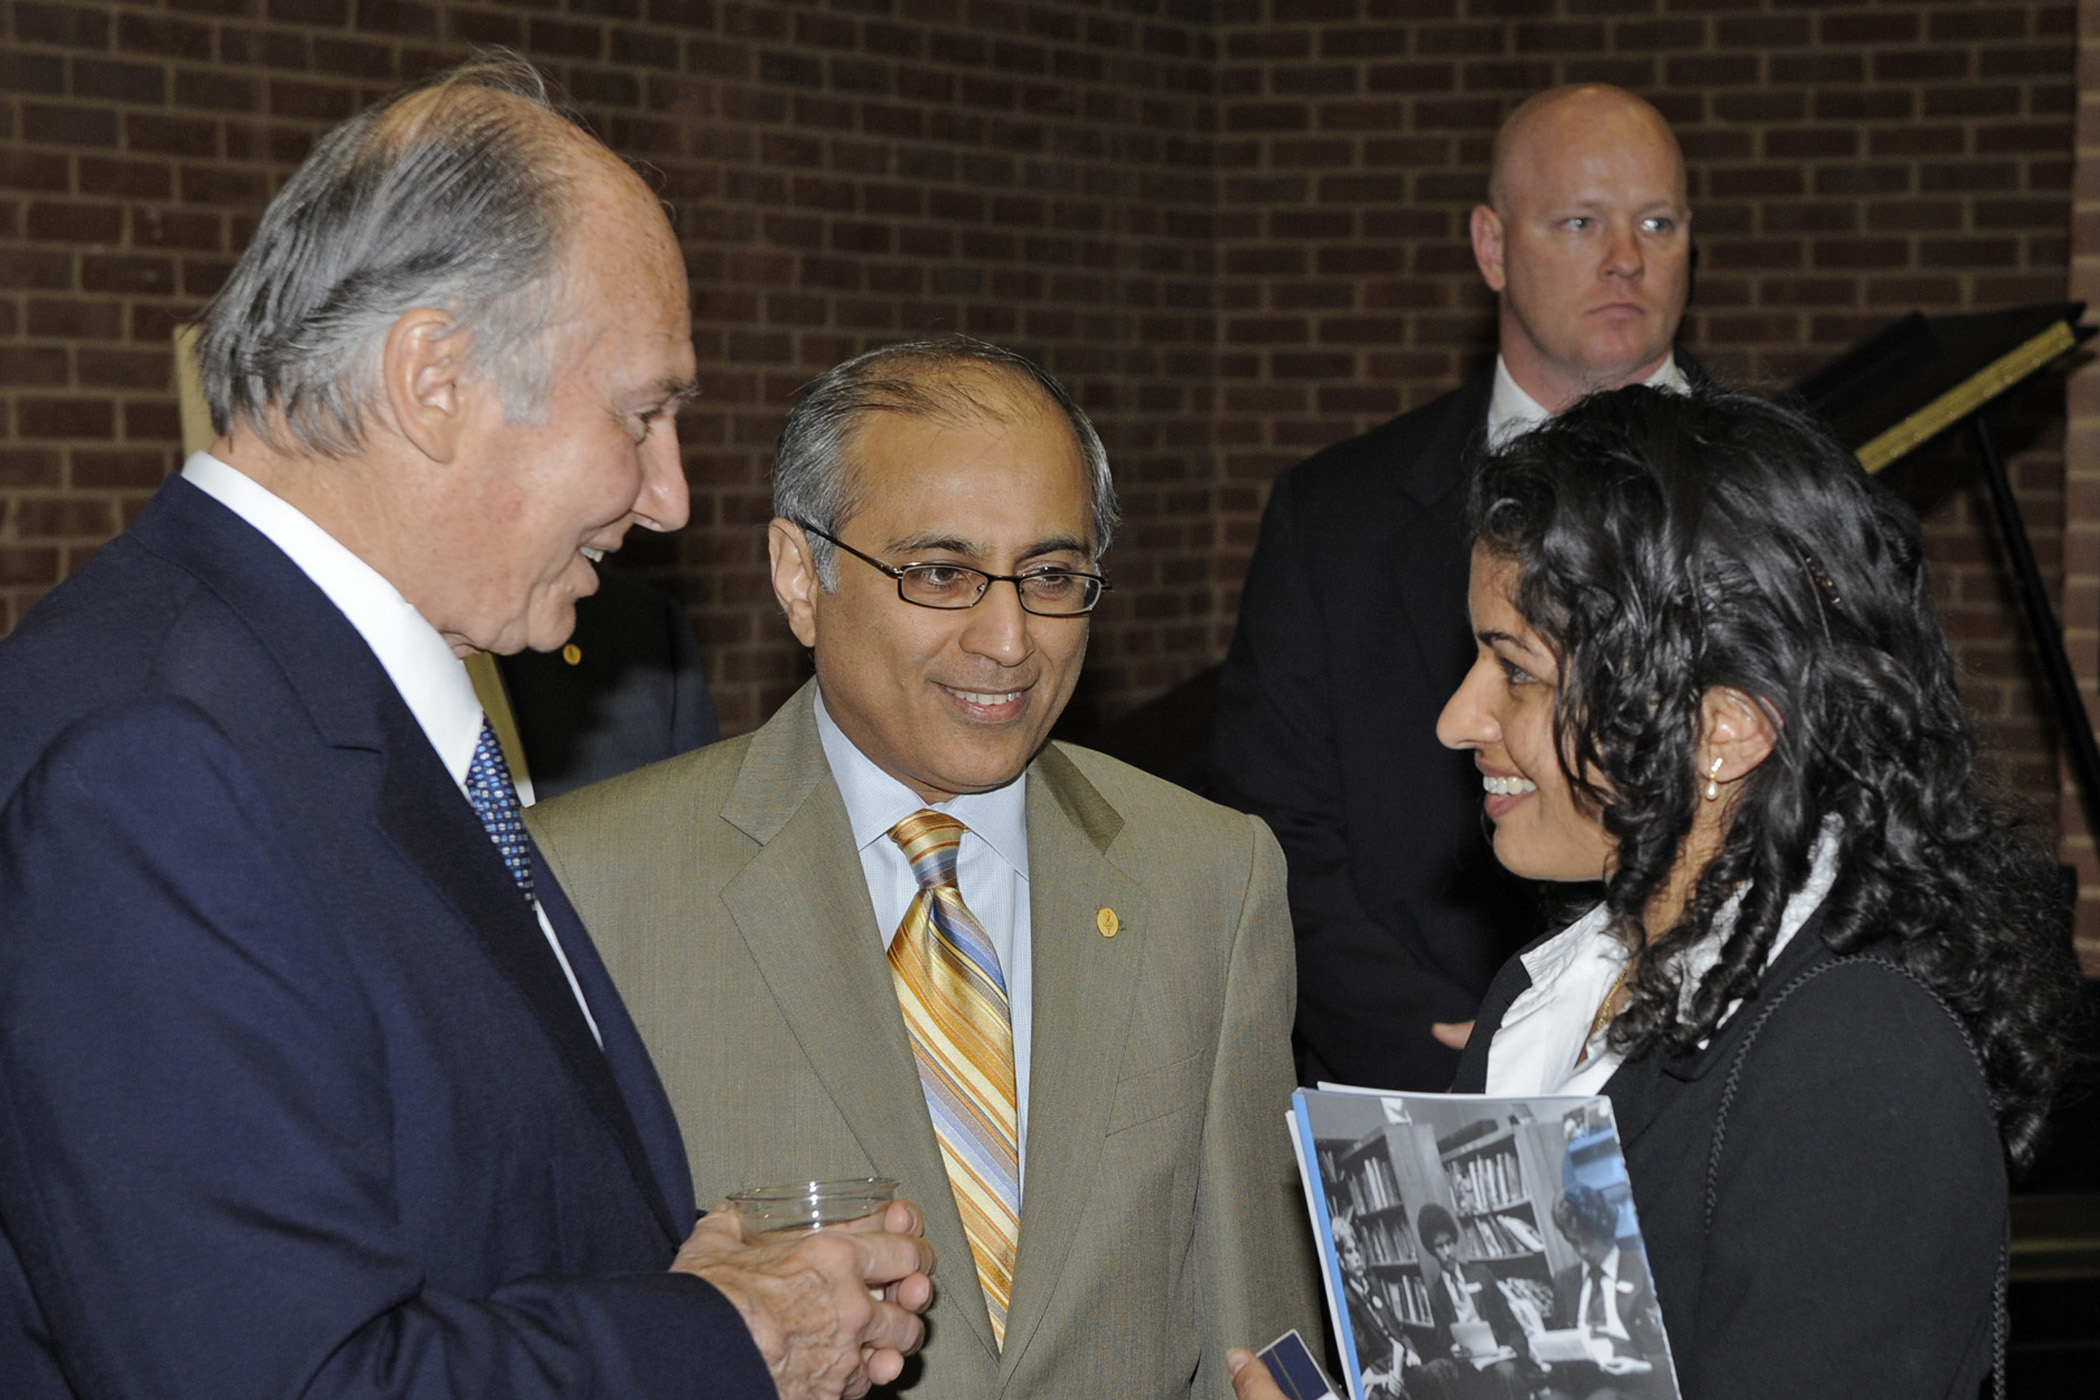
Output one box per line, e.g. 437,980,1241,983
1574,961,1631,1069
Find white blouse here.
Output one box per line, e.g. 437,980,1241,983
1485,823,1843,1098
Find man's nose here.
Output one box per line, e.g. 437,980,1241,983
959,579,1032,665
633,419,691,534
1601,223,1644,279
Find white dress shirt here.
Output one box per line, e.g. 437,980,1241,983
179,452,601,1044
813,688,1035,1175
1486,821,1842,1098
1486,353,1689,450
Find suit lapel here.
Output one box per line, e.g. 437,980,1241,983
999,744,1144,1373
534,861,696,1238
1611,910,1835,1151
712,692,980,1346
368,704,681,1244
137,483,680,1245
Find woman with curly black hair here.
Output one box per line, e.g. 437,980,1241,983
1423,383,2083,1400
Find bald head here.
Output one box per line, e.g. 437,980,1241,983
1471,85,1691,413
1488,85,1683,212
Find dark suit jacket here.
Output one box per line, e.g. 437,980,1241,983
1426,1259,1525,1359
1454,916,2002,1400
1548,1248,1665,1363
1210,371,1537,1090
0,478,769,1399
1344,1276,1410,1369
497,566,719,800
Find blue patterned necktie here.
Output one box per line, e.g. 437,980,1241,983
465,719,534,902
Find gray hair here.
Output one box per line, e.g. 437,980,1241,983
195,55,576,456
772,336,1119,589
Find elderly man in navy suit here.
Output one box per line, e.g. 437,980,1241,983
0,59,929,1400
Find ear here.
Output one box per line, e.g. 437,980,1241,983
1470,204,1507,292
768,517,821,649
380,308,470,464
1696,686,1779,791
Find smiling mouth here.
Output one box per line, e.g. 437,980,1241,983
935,682,1038,721
1482,775,1537,796
579,546,606,563
944,685,1025,707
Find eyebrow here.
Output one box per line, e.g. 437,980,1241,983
640,377,701,409
1476,627,1546,656
886,531,1093,563
1552,197,1685,214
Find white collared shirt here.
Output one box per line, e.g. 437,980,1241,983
179,452,600,1044
813,688,1035,1173
1486,353,1688,450
1486,821,1843,1098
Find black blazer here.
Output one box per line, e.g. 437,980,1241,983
0,479,768,1399
1211,372,1537,1090
1344,1276,1411,1373
1454,917,2003,1400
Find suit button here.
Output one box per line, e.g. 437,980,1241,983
1096,907,1120,938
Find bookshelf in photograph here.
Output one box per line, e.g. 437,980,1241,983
1319,1127,1443,1336
1435,1116,1580,1326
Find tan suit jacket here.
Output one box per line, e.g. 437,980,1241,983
529,682,1319,1400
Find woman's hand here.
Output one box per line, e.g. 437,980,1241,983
1224,1349,1290,1400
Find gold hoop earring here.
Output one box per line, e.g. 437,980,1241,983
1704,755,1724,802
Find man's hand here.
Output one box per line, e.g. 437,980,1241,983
1225,1349,1290,1400
1431,1019,1474,1050
673,1199,935,1400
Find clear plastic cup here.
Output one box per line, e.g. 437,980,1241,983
726,1177,900,1237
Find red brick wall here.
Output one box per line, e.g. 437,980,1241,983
1209,0,2074,790
650,0,1222,733
2068,0,2100,966
2,2,2082,936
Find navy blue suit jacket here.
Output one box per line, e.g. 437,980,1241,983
0,478,772,1399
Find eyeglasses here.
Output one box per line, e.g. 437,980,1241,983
793,521,1110,617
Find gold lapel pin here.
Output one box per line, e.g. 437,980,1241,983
1096,907,1120,938
561,643,583,666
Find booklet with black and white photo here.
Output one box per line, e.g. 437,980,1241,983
1288,1085,1682,1400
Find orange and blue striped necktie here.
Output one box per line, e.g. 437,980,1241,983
887,809,1021,1347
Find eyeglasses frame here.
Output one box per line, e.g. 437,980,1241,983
791,520,1111,617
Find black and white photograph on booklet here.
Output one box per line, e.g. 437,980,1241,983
1289,1087,1681,1400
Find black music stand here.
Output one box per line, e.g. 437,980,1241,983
1791,303,2099,837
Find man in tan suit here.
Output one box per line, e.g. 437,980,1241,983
530,337,1317,1399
